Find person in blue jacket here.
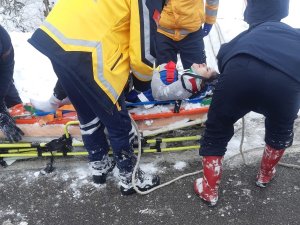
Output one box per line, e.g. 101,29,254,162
194,0,300,206
0,24,24,142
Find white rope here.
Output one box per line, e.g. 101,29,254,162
278,162,300,169
239,117,246,164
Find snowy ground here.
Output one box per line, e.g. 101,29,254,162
1,1,300,224
1,149,300,225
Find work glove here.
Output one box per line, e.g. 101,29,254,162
0,103,24,142
201,23,213,37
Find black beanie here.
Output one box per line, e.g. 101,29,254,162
244,0,290,25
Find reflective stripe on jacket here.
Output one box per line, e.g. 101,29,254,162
158,0,219,41
39,0,154,106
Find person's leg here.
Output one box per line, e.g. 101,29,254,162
50,61,114,184
51,51,159,193
155,32,178,65
179,29,206,69
89,93,160,194
200,55,257,157
195,55,259,206
255,64,300,187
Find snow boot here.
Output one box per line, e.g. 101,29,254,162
194,156,223,206
8,103,31,118
89,155,116,184
256,145,285,188
118,168,160,195
30,94,70,112
115,150,160,195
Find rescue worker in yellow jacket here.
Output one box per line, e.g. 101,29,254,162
155,0,219,69
28,0,160,195
127,1,221,104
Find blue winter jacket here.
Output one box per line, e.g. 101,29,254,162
217,0,300,84
217,23,300,84
0,25,15,98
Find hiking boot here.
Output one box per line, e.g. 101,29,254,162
256,145,285,188
89,155,116,184
118,168,160,195
8,103,31,118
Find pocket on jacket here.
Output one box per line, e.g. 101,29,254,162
110,53,123,71
106,44,123,71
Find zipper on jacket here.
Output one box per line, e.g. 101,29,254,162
111,53,123,71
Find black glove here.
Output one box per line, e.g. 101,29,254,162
0,104,24,142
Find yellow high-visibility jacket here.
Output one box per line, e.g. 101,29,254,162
158,0,219,41
33,0,155,109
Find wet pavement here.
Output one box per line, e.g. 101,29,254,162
0,146,299,225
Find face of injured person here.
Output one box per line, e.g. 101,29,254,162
191,63,217,79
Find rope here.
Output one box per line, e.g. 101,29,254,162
130,114,203,195
278,162,300,169
215,22,226,44
239,117,246,164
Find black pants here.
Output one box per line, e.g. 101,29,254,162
155,29,206,69
200,55,300,156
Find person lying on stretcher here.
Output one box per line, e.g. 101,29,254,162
125,61,219,103
31,61,218,112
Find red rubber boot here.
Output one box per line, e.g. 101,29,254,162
256,145,285,188
194,156,223,206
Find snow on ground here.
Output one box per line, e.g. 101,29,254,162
1,1,300,223
5,0,300,180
